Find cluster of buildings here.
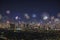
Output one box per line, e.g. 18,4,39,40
0,18,60,32
0,14,60,32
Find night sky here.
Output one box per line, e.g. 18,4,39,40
0,0,60,21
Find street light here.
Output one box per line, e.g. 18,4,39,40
32,14,37,23
15,16,19,20
42,12,49,20
43,16,48,20
6,10,10,14
24,13,30,19
32,14,36,18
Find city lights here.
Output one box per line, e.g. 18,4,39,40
0,9,60,32
0,1,60,40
